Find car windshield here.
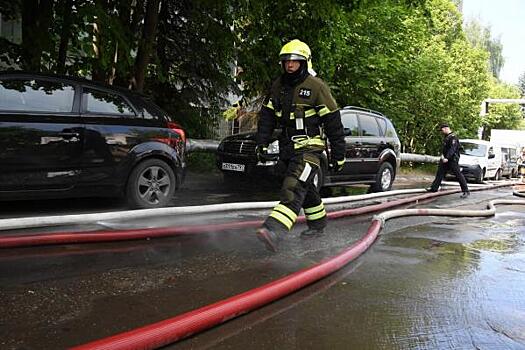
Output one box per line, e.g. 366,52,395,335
461,142,487,157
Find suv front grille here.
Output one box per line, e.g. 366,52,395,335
222,140,257,155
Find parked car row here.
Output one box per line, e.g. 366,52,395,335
4,71,518,209
216,106,402,192
458,139,519,183
0,71,186,208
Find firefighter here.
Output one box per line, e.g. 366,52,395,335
427,123,470,197
255,39,346,252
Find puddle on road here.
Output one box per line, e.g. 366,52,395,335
175,210,525,350
3,191,524,349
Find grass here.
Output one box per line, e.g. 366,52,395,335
186,151,220,172
187,151,438,176
399,163,436,175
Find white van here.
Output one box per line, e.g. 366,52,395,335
498,144,519,178
459,139,502,183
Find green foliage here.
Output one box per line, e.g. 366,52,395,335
186,151,219,172
518,71,525,97
482,79,523,139
1,0,518,157
400,162,436,175
464,19,505,79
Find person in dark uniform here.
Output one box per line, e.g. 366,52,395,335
254,39,346,252
427,123,470,197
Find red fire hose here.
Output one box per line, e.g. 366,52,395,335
70,220,381,350
1,189,461,249
69,184,524,350
0,185,514,249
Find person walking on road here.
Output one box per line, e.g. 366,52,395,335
255,39,346,252
427,123,470,197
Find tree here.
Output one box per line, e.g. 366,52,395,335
463,19,504,79
0,0,500,149
518,71,525,97
20,0,54,71
481,78,523,139
133,0,160,92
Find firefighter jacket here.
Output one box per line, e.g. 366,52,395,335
442,132,461,162
256,74,345,162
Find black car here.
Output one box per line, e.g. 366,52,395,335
216,106,401,191
0,71,186,208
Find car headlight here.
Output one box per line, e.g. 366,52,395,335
267,140,279,154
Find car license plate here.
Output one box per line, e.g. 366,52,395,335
222,162,245,172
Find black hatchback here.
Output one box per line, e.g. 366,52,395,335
216,106,401,192
0,71,186,208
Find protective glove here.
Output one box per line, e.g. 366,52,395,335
329,158,345,172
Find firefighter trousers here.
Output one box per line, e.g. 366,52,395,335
263,152,327,234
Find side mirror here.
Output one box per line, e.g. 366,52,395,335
343,128,352,136
488,153,495,159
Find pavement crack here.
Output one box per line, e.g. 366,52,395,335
486,320,520,344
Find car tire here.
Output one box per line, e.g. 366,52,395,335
371,162,394,192
493,169,502,181
126,158,176,209
475,168,485,183
313,163,325,191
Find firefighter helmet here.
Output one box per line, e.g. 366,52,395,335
279,39,311,62
279,39,315,76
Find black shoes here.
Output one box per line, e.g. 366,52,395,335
426,187,438,192
300,228,325,239
256,227,281,252
460,191,470,198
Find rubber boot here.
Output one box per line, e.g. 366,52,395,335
256,227,281,252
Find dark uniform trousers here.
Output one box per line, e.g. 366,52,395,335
430,159,469,193
264,152,327,234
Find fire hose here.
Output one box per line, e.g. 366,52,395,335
0,189,425,231
70,186,525,350
0,184,512,249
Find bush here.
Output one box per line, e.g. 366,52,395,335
186,152,219,172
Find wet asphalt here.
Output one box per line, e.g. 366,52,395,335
1,172,524,350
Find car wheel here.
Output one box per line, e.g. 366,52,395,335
475,169,485,184
126,158,176,208
371,162,394,192
313,163,325,191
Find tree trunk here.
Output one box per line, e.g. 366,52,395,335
21,0,53,71
133,0,161,92
156,0,169,73
91,0,109,82
56,0,74,74
112,0,143,88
